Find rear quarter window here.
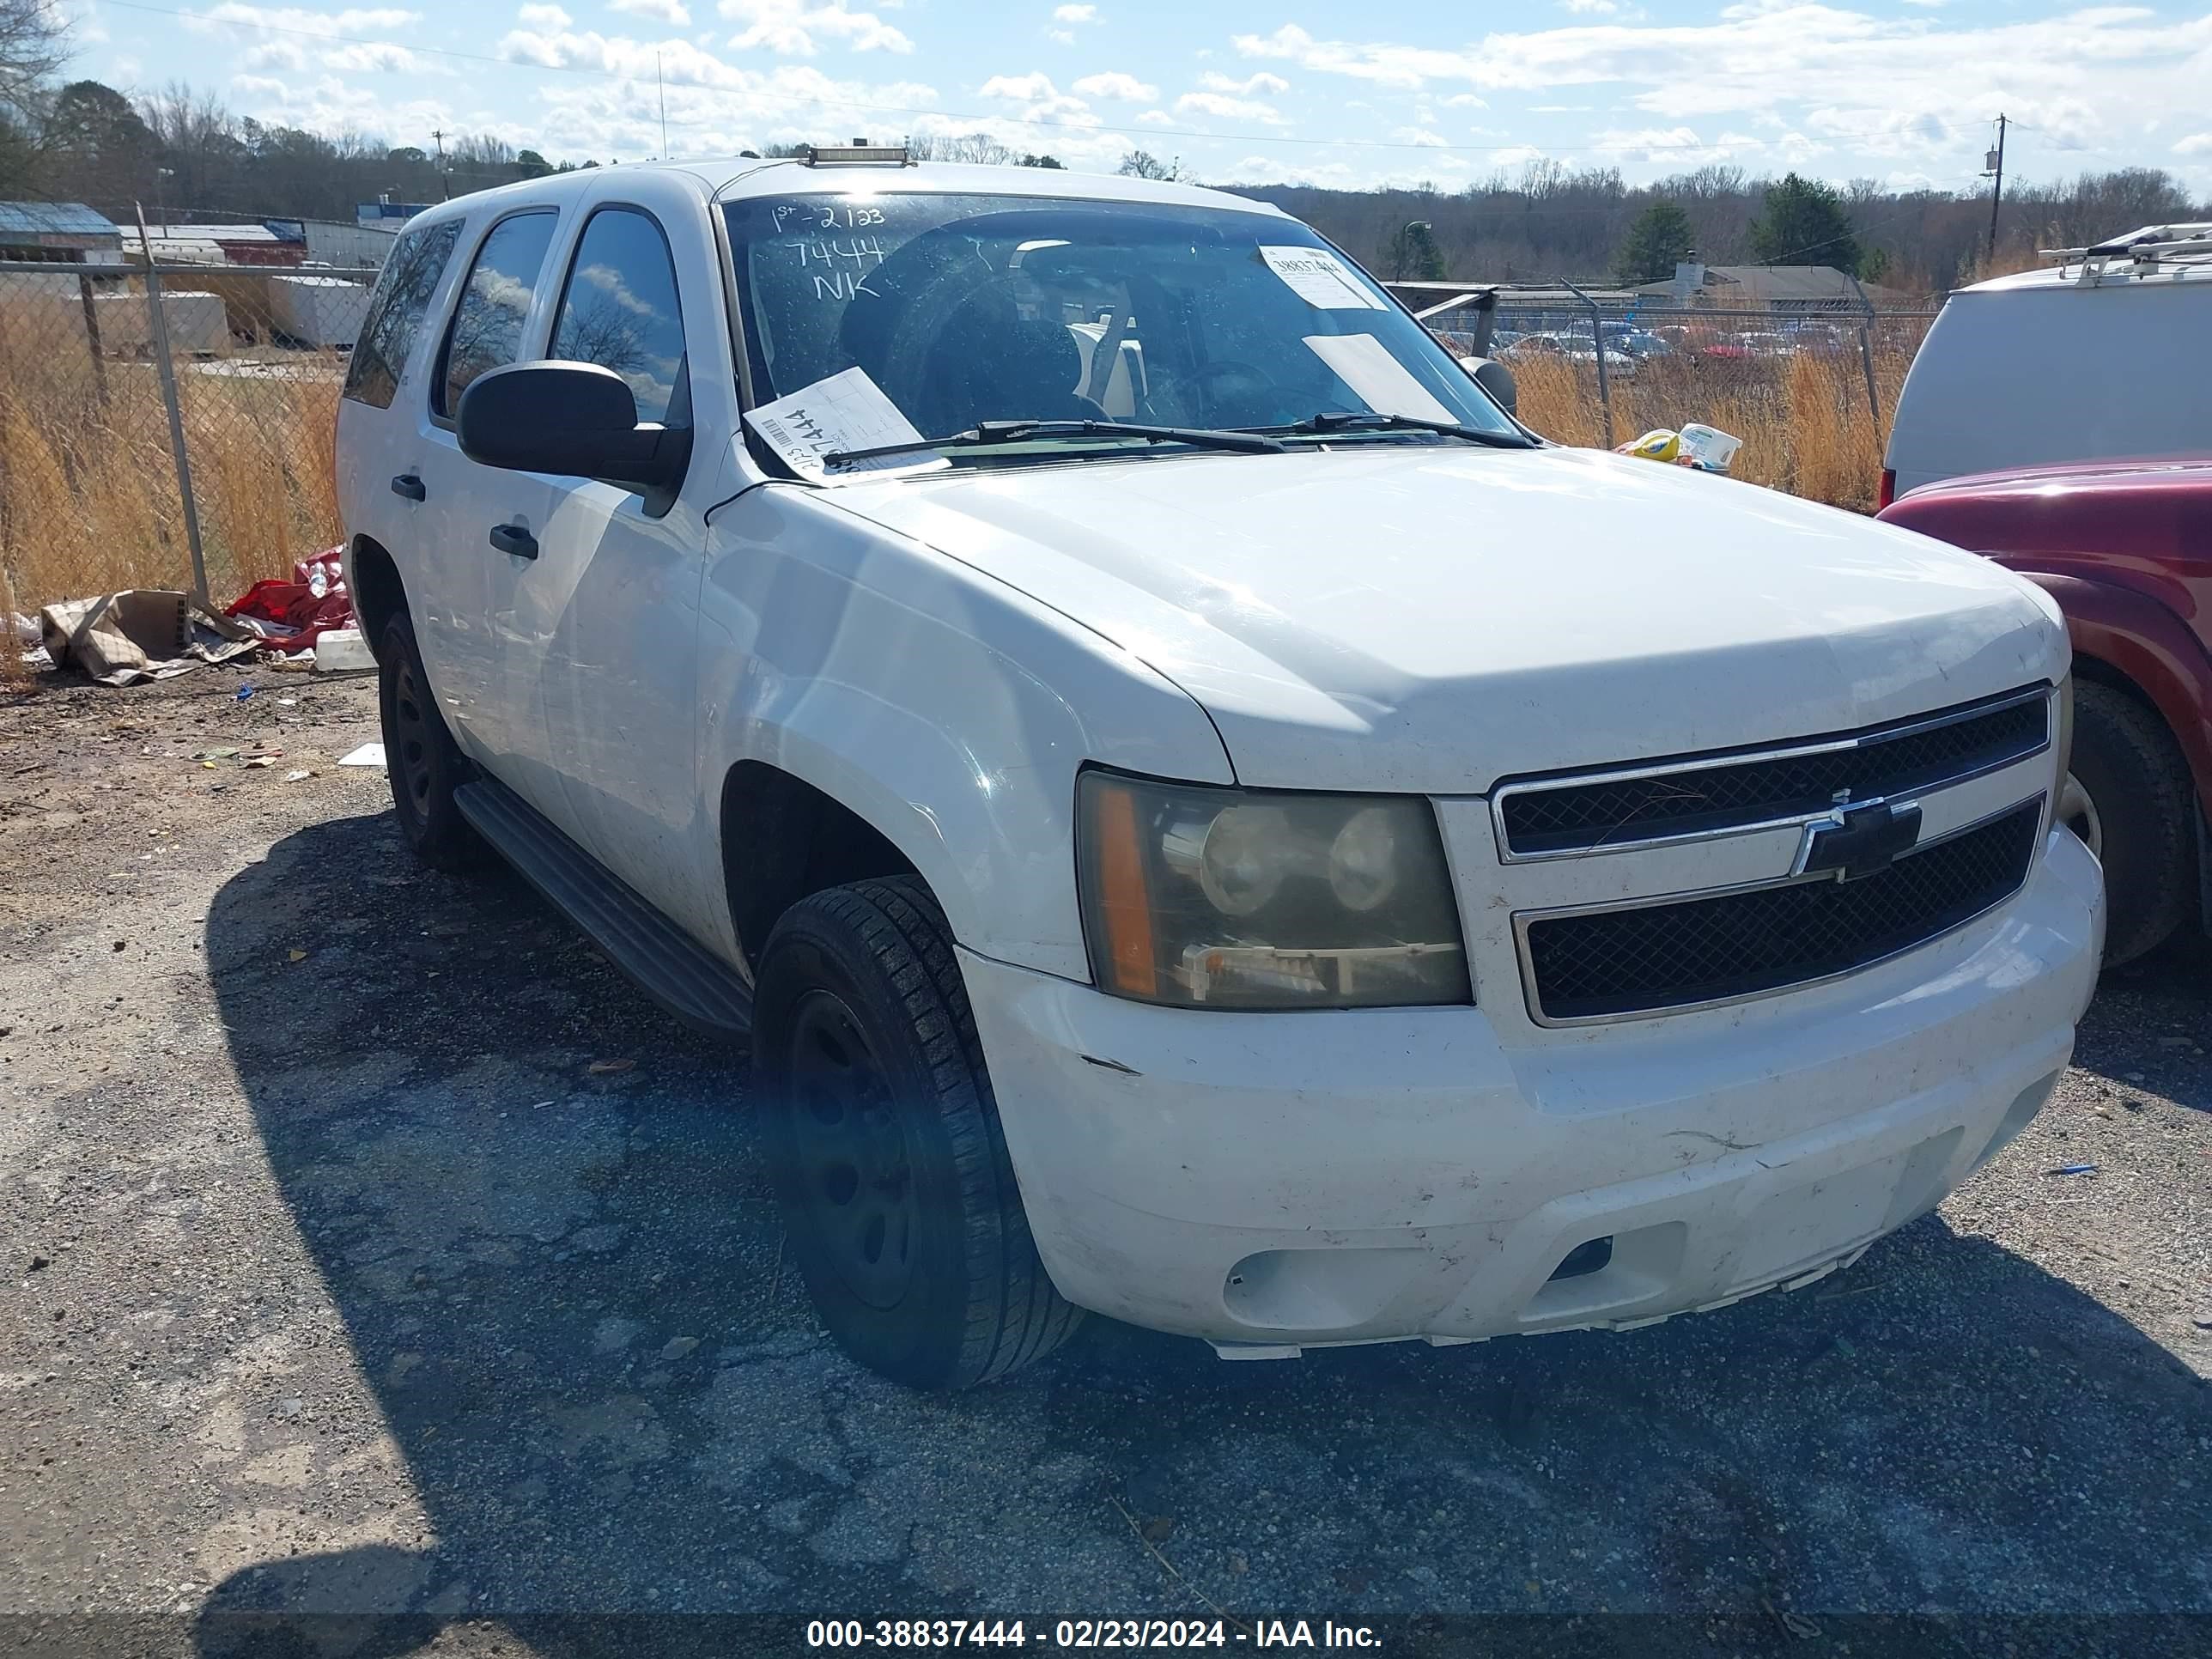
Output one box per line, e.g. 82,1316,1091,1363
342,219,463,410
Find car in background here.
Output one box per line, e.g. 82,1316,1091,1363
1881,457,2212,964
1501,331,1638,377
1882,222,2210,504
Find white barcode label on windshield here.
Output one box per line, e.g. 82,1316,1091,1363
1261,246,1386,310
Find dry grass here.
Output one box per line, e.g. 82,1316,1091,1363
0,286,343,626
1509,330,1926,514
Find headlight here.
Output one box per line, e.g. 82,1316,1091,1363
1076,771,1471,1009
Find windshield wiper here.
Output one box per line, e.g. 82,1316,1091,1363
824,418,1287,470
1258,410,1533,449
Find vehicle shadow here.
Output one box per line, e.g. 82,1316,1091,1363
2070,931,2212,1114
194,811,2212,1654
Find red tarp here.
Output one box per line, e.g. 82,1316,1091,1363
224,547,353,653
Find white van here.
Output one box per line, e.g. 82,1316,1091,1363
1884,223,2212,503
335,150,2100,1389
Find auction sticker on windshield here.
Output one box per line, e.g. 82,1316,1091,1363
745,366,950,483
1259,246,1385,310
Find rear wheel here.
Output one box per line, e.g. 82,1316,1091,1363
2066,680,2192,967
377,611,485,873
753,877,1084,1389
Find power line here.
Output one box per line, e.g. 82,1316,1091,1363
88,0,2014,163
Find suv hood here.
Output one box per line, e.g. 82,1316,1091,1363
826,444,2065,793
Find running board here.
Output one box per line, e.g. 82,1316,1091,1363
454,776,752,1042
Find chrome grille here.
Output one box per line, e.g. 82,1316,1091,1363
1520,799,2043,1023
1497,690,2050,858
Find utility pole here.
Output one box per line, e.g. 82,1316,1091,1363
1984,112,2008,264
432,128,450,201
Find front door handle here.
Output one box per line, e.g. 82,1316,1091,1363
390,472,426,501
489,523,538,561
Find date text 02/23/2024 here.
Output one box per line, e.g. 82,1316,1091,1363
804,1620,1385,1649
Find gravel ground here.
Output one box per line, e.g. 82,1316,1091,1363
2,667,2209,1656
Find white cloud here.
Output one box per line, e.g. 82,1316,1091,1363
979,70,1057,101
1176,90,1289,125
2175,132,2212,155
518,3,570,26
719,0,912,55
1196,70,1288,95
1389,125,1447,147
977,70,1097,124
240,40,307,70
1229,6,2212,162
1052,4,1097,21
611,0,692,20
1072,70,1158,100
1136,108,1174,126
197,3,419,33
320,40,417,71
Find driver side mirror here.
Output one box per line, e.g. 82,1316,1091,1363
1458,356,1516,419
456,361,691,497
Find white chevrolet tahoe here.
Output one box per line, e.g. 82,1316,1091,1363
336,149,2104,1389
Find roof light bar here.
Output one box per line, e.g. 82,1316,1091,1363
800,144,912,167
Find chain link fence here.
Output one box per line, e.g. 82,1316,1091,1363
0,258,369,665
1420,290,1944,512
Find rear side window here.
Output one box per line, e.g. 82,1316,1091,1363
342,219,461,410
550,208,688,426
435,210,559,419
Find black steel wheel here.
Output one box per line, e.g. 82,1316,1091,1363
376,611,484,872
786,988,921,1312
753,877,1085,1389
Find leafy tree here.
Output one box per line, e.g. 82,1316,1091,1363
386,144,427,164
1862,245,1892,283
1750,172,1863,273
1386,219,1444,280
1018,152,1063,168
1613,199,1696,283
515,148,550,177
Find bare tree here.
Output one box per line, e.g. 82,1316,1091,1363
0,0,68,123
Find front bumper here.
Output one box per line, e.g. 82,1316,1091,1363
960,829,2103,1351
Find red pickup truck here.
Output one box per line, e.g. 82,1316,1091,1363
1880,458,2212,965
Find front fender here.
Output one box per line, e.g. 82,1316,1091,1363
698,486,1234,981
2011,568,2212,817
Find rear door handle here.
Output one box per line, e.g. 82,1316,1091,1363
489,523,538,561
390,472,426,501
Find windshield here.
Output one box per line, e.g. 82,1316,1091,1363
721,190,1521,465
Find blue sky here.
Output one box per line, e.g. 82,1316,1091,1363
64,0,2212,193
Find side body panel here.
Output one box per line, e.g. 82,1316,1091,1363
1880,465,2212,816
694,482,1235,981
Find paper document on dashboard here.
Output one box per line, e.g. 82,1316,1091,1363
1303,333,1459,425
744,368,949,483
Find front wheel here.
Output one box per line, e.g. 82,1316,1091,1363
752,877,1085,1389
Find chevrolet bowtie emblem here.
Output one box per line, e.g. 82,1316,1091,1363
1801,800,1923,881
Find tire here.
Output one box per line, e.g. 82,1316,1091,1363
377,611,486,873
753,876,1085,1389
2066,680,2193,967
